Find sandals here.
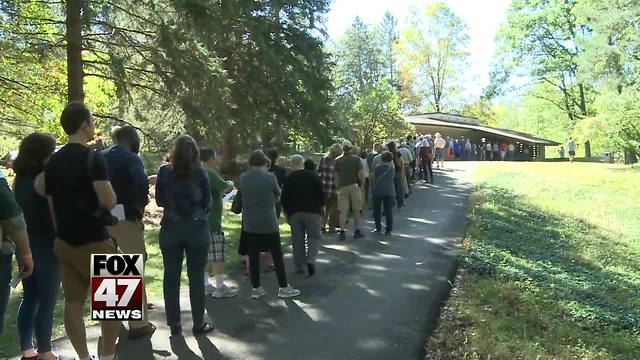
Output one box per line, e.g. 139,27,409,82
192,322,214,336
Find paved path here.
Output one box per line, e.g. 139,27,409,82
41,164,474,360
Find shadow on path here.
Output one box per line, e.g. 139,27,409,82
38,165,474,360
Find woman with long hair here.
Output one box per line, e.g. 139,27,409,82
240,150,300,299
155,135,213,335
12,133,60,360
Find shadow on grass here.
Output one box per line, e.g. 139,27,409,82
461,185,640,357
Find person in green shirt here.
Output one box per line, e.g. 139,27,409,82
334,140,365,241
0,169,34,336
200,147,237,298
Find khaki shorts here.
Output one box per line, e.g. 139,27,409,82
54,238,117,304
338,184,363,216
108,220,147,262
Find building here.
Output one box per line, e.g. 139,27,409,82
406,113,560,160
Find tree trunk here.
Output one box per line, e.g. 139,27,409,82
66,0,84,102
578,83,587,116
221,128,236,175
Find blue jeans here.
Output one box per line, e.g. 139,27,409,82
159,218,210,328
0,248,13,337
17,242,61,352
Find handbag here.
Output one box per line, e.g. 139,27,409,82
231,190,242,214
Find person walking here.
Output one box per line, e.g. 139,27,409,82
239,150,300,299
559,145,565,159
486,141,493,161
567,137,576,162
318,144,341,233
44,102,121,360
419,139,434,183
155,135,214,336
480,139,486,161
357,148,370,209
398,142,414,196
281,155,324,277
434,133,446,168
335,140,365,241
386,142,405,209
371,151,395,235
102,126,156,339
266,149,286,219
12,133,60,360
199,147,237,299
492,142,500,161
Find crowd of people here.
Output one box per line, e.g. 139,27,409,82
444,136,522,162
0,102,456,360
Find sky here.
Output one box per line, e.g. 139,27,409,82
326,0,513,100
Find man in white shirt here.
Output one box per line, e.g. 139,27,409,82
434,133,447,168
567,137,576,163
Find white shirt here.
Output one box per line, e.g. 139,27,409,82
361,158,369,178
435,137,446,149
567,140,575,152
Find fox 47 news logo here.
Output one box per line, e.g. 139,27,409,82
91,254,144,321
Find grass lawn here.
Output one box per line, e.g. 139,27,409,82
427,162,640,360
0,207,292,357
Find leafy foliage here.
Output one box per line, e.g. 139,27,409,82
331,16,410,150
397,2,470,113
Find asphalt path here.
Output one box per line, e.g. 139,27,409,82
36,163,474,360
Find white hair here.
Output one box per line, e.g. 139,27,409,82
290,154,304,169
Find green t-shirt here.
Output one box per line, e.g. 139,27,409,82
334,153,363,188
0,174,22,220
207,168,228,233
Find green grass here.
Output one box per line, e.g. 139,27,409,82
427,162,640,360
0,208,291,357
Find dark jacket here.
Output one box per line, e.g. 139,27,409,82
102,145,149,220
281,169,325,217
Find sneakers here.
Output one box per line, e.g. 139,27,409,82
205,283,214,296
354,230,364,239
251,287,266,299
212,285,239,298
278,286,301,299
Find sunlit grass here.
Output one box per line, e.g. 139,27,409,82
428,162,640,360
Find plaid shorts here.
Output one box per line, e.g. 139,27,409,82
208,231,226,262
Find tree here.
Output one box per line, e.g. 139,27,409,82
575,0,640,94
377,11,399,86
397,2,470,113
460,98,497,127
334,17,383,97
492,0,595,126
341,79,410,151
1,0,337,167
333,15,410,149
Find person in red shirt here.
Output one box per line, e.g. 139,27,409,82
500,143,508,161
